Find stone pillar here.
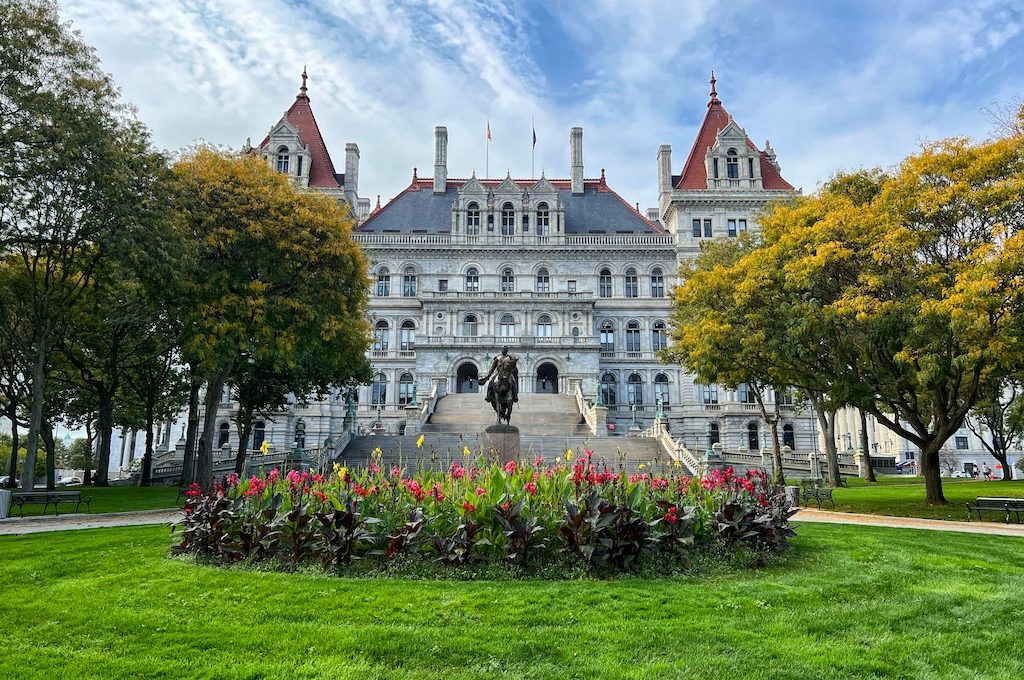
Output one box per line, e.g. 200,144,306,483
433,126,448,194
570,127,584,195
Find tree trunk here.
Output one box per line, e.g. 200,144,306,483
5,402,18,488
94,392,114,486
21,334,47,490
234,402,254,476
42,421,56,489
83,415,93,485
128,429,138,464
920,439,947,504
858,409,877,482
814,404,842,488
198,362,233,490
768,418,784,485
180,372,201,486
140,405,155,487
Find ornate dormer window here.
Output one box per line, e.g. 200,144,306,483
726,148,739,179
276,146,290,173
466,202,480,235
501,202,515,236
536,202,550,236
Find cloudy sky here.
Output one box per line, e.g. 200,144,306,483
62,0,1023,210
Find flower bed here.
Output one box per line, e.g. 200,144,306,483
173,451,796,576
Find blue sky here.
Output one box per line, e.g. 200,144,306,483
63,0,1024,211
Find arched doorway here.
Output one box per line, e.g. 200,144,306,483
456,362,479,393
535,362,558,394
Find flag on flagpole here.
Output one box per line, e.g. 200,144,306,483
532,124,536,148
487,120,492,141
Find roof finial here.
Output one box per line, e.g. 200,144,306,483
375,194,381,211
709,70,720,107
300,66,308,97
600,168,606,184
412,167,418,181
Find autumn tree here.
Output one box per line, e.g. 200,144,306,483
171,149,371,488
966,376,1024,481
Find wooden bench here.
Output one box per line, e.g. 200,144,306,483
10,491,93,517
966,497,1024,523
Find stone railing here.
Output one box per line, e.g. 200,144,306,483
565,234,676,247
424,290,592,301
640,418,701,475
574,383,606,435
353,233,677,248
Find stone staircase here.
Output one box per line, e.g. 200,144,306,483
421,393,590,435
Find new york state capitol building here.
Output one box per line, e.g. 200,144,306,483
213,72,826,471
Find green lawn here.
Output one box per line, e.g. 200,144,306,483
1,523,1022,679
819,479,1024,521
7,485,181,517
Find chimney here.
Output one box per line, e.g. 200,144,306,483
570,127,584,195
345,143,360,203
433,126,448,194
657,144,672,194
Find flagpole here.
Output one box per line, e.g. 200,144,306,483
486,117,490,179
531,116,535,179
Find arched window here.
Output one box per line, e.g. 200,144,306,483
499,314,516,338
599,268,613,298
726,148,739,179
625,268,638,298
783,424,795,449
600,373,617,406
501,268,515,293
709,423,720,445
536,314,552,337
650,268,664,298
536,202,550,236
276,146,289,173
373,320,389,352
466,202,481,235
252,421,266,451
627,373,643,405
654,373,670,407
626,321,641,353
465,267,479,292
400,320,416,351
371,372,387,405
600,321,615,352
293,419,305,449
536,268,550,293
402,267,417,297
571,327,580,337
747,423,759,450
652,321,668,352
501,202,515,236
376,268,390,297
218,422,230,448
398,373,415,405
462,314,478,337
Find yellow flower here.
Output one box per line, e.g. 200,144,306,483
416,434,425,449
463,446,471,457
373,447,383,457
338,466,348,479
333,462,341,475
566,450,572,461
638,463,646,470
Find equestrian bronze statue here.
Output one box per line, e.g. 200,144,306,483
480,346,519,426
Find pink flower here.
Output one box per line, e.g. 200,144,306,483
268,468,280,484
391,466,402,478
368,461,381,474
475,486,487,496
533,454,544,467
450,462,467,479
430,483,445,503
504,460,517,474
225,473,239,487
523,481,537,496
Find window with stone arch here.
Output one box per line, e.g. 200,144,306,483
536,314,553,337
499,314,516,338
600,320,615,352
218,422,230,447
398,373,415,405
402,267,417,297
726,148,739,179
627,373,644,405
783,424,796,450
373,320,389,351
400,320,416,351
625,320,641,353
600,373,617,405
747,422,759,450
500,268,515,293
536,267,550,293
376,267,390,297
465,267,479,292
466,202,481,235
650,268,665,298
599,268,613,298
276,146,289,173
462,314,478,337
624,267,638,298
253,421,266,451
651,320,668,352
501,202,515,236
293,419,305,449
536,202,550,236
654,373,670,407
371,372,387,405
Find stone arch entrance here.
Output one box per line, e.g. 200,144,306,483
535,362,559,394
456,361,480,393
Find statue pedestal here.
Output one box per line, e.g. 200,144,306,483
483,425,520,463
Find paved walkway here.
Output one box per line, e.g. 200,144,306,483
0,509,181,536
794,508,1024,537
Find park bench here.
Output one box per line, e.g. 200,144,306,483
966,497,1024,524
9,490,92,517
798,480,835,509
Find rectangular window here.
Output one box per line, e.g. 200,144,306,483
703,219,712,238
748,158,754,178
297,157,303,177
739,219,747,233
522,214,529,233
701,384,718,405
955,436,969,450
713,158,719,179
692,219,701,238
567,280,577,293
727,219,737,237
438,279,448,292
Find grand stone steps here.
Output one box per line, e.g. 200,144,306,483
422,393,589,435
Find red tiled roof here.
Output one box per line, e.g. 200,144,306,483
676,78,793,191
259,77,340,189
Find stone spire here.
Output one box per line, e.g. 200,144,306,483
709,70,720,107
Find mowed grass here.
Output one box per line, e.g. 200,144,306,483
8,485,181,517
821,479,1024,521
1,524,1023,679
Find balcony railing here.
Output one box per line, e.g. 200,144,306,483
424,290,592,300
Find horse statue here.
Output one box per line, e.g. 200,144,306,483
481,347,519,426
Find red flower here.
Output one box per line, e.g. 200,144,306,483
462,501,476,513
430,483,445,503
475,486,487,496
450,462,467,479
225,473,240,487
664,506,678,525
268,468,280,484
184,483,203,498
533,454,544,467
504,460,517,474
523,481,537,496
